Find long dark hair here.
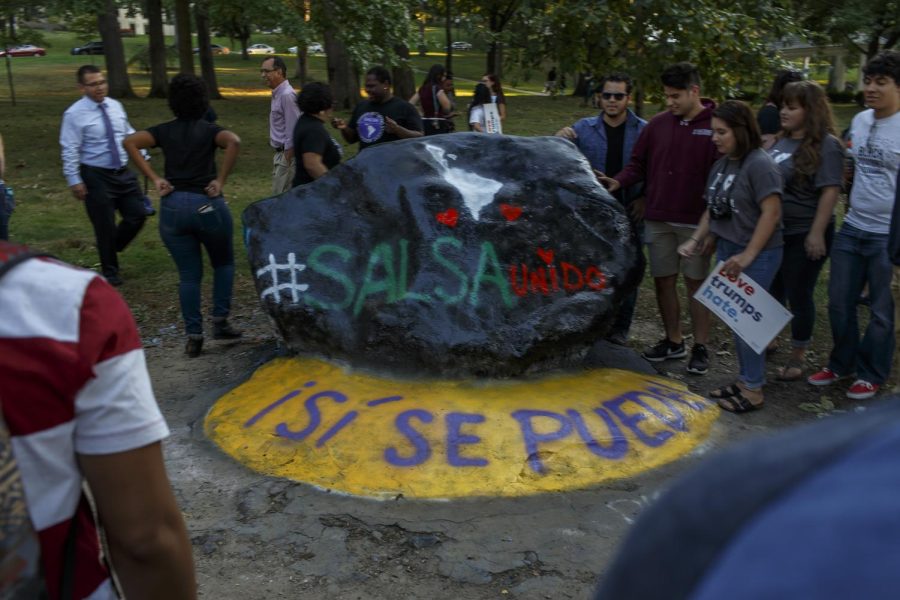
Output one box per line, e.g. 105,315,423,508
467,83,493,127
764,69,802,106
712,100,761,160
422,64,445,87
779,80,838,183
483,73,504,99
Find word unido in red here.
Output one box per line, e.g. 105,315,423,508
508,248,607,297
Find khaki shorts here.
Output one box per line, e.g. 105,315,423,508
645,220,710,280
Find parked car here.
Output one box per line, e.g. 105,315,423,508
71,41,104,55
287,43,324,54
193,44,230,55
0,44,46,57
247,43,275,55
450,41,473,50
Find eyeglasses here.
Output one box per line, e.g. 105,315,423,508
600,92,626,100
83,80,107,87
260,68,276,74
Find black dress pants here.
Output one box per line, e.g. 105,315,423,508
80,165,146,277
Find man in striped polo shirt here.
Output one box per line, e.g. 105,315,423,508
0,242,196,599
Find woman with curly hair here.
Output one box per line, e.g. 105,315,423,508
767,80,845,381
124,74,242,357
292,81,342,184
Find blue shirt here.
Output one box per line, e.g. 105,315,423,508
572,109,646,203
59,96,137,186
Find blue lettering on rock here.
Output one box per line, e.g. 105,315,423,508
567,408,628,459
445,412,489,467
602,396,673,448
511,410,573,474
275,390,348,441
385,409,433,467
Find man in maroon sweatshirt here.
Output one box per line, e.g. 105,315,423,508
602,63,719,375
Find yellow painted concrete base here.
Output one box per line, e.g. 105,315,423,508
205,357,718,499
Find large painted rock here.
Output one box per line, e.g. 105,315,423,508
243,133,642,377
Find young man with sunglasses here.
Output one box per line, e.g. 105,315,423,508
809,50,900,399
599,63,719,375
556,73,647,345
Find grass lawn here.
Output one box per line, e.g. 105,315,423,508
0,31,862,336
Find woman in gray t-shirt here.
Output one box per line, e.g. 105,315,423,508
678,100,783,413
767,81,844,382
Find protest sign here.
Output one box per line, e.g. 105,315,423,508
484,103,503,134
695,261,792,354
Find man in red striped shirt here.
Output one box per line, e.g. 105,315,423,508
0,242,196,599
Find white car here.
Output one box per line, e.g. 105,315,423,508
450,41,473,50
247,44,275,55
287,43,324,54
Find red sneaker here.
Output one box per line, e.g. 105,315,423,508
807,368,840,386
846,380,879,400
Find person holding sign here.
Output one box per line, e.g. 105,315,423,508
767,81,844,382
678,100,783,413
468,83,501,134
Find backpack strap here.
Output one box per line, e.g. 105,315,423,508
0,244,54,282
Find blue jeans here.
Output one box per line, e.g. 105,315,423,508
159,191,235,336
717,238,783,390
827,224,895,384
0,182,13,241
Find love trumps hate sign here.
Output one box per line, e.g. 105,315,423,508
695,261,792,354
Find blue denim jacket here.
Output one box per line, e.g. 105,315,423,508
572,109,646,204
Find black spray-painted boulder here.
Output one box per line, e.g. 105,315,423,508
243,133,642,377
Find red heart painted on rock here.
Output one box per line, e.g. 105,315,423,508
436,208,459,227
500,204,523,222
536,248,554,264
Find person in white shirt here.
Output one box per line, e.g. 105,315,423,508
261,56,301,194
808,51,900,400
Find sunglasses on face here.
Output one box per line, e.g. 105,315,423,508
600,92,626,100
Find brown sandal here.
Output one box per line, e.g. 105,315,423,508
776,358,804,382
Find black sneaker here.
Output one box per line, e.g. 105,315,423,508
212,318,243,340
104,273,124,287
642,338,686,362
687,344,709,375
185,335,203,357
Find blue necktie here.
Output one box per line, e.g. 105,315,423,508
98,103,123,169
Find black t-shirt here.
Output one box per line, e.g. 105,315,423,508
604,120,626,203
348,96,423,151
292,113,343,186
147,118,223,194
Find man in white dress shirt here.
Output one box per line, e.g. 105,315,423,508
60,65,147,286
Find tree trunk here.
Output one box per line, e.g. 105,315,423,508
174,0,194,74
294,46,308,83
194,0,221,98
239,26,251,60
323,29,359,110
98,0,135,98
444,0,453,74
4,53,17,106
392,44,415,100
146,0,168,98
